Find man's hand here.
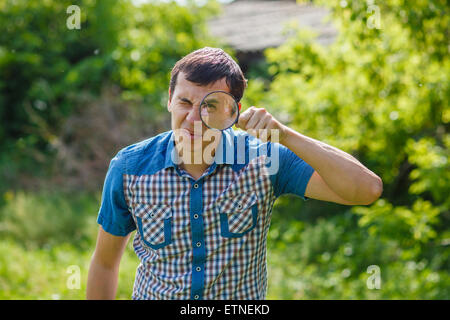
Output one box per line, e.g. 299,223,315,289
236,106,288,143
236,106,383,205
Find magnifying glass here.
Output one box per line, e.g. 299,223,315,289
199,90,241,131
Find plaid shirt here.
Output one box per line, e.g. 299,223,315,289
97,128,314,300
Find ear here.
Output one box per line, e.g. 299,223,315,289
167,88,172,111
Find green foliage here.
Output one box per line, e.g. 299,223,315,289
267,210,450,299
248,0,449,299
0,0,448,299
0,0,122,189
0,191,139,299
110,0,221,105
0,191,99,250
0,190,447,299
0,0,221,192
354,198,441,244
406,136,450,207
0,239,138,299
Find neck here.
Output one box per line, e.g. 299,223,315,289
172,129,223,180
175,143,219,181
177,151,215,180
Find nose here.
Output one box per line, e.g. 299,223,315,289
186,104,202,124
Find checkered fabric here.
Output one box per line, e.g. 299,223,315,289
97,128,315,300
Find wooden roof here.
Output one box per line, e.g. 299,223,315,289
208,0,337,52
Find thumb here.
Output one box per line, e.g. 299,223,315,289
237,108,253,130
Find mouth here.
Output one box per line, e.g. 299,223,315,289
183,128,202,140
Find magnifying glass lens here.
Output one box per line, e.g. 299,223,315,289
200,91,239,131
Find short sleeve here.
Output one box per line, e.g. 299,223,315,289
269,142,315,200
97,151,136,236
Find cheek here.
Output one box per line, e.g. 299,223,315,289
172,109,188,125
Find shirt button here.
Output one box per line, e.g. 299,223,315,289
193,183,199,189
196,266,201,272
193,214,199,219
194,295,199,300
196,241,201,247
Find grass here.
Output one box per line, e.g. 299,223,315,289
0,238,138,299
0,191,448,299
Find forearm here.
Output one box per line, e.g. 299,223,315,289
86,258,120,300
281,126,383,204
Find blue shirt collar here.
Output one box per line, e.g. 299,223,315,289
163,128,238,171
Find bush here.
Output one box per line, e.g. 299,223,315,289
266,210,450,299
247,0,449,300
0,191,139,300
0,191,99,250
0,239,139,299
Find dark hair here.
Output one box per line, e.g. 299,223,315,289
169,47,247,102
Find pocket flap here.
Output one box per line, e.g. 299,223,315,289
216,192,258,215
134,203,172,220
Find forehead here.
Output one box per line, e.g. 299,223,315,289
173,72,230,99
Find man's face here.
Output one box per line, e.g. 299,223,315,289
167,72,230,154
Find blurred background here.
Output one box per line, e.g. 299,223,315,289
0,0,448,299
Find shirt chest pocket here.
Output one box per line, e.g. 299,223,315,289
133,203,172,250
216,192,259,238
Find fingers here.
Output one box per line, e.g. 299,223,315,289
238,107,271,141
254,113,271,131
246,109,263,129
237,107,256,129
236,106,284,142
237,106,266,130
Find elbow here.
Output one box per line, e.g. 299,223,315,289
374,176,384,198
349,176,383,206
354,176,383,206
367,177,383,205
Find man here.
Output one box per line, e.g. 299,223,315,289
86,47,383,300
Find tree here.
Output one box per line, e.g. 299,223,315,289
245,0,449,298
0,0,221,192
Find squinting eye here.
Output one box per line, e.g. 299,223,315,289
203,103,216,109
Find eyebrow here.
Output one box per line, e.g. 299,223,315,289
178,97,193,104
205,98,218,104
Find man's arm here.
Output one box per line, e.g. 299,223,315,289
281,127,382,205
237,106,383,205
86,226,131,300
